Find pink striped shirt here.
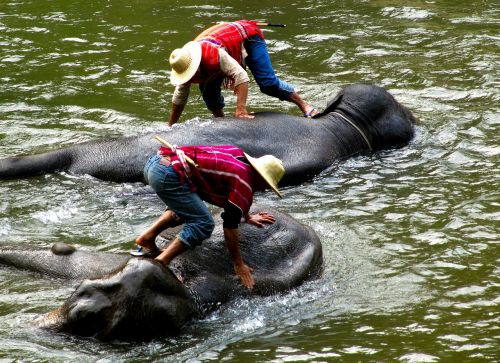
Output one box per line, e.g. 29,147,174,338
159,145,255,216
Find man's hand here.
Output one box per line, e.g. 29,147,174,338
246,212,276,227
234,262,255,289
234,109,255,119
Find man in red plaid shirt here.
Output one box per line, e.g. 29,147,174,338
133,144,285,289
167,20,317,126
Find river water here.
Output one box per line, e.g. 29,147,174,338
0,0,498,362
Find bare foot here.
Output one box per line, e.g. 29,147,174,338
136,210,182,249
304,106,319,118
135,231,158,250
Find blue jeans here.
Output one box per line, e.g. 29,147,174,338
199,77,225,112
144,155,215,248
244,35,295,100
199,35,295,110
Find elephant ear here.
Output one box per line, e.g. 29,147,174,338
313,93,343,118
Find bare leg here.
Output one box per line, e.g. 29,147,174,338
136,210,181,250
155,237,187,265
288,92,317,117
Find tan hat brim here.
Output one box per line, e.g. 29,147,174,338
170,41,202,86
244,153,283,198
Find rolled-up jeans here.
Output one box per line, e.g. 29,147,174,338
199,34,295,110
244,34,295,100
143,154,215,248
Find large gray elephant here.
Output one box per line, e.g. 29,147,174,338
0,83,416,341
0,84,416,185
0,207,322,341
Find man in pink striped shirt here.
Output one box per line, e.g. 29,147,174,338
133,144,285,289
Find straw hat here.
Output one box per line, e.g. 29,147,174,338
244,153,285,198
169,41,202,86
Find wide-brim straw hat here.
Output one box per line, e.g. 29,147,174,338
169,41,202,86
244,153,285,198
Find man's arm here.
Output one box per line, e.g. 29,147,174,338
169,103,185,126
169,83,190,126
223,227,255,289
218,49,254,119
234,82,253,118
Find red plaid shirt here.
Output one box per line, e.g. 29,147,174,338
159,145,255,217
190,42,222,83
191,20,263,86
195,20,264,65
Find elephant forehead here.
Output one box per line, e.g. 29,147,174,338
67,289,112,316
69,259,185,300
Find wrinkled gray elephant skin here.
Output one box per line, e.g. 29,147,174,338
0,84,416,185
0,207,322,341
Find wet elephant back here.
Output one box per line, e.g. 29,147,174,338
167,206,323,306
69,112,339,184
0,248,129,279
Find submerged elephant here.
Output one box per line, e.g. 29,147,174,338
0,83,415,340
0,84,416,185
0,207,322,341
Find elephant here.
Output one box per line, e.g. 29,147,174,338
0,207,323,341
0,83,416,340
0,84,416,185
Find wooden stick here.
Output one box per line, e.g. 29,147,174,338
215,21,285,27
154,135,198,167
256,22,286,27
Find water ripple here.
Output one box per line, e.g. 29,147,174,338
381,7,435,20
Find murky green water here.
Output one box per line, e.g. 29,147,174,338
0,0,498,362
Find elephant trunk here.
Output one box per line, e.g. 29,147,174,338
0,149,73,179
35,307,66,331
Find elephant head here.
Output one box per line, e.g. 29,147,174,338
37,258,198,341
